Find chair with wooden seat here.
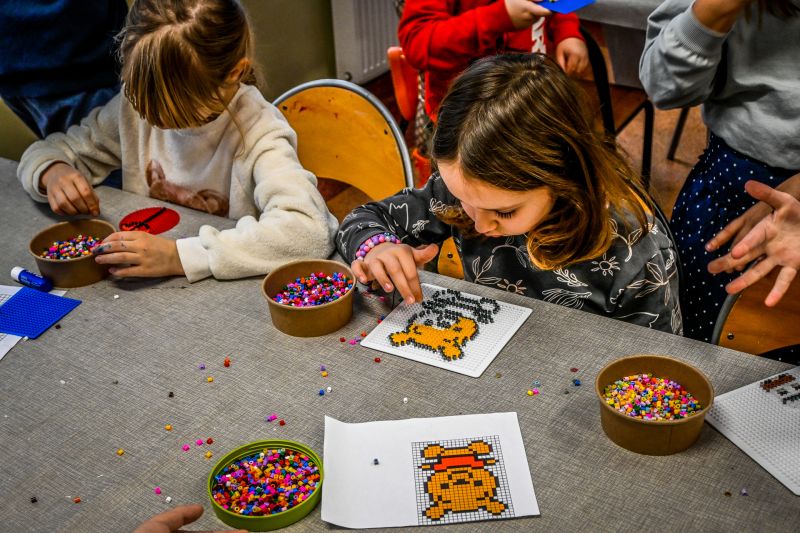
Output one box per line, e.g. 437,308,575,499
273,79,413,210
712,268,800,358
578,27,654,186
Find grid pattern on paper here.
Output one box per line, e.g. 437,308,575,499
361,284,531,377
705,367,800,495
412,435,514,526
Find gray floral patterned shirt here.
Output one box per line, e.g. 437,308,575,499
337,174,682,334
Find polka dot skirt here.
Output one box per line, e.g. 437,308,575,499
671,133,798,343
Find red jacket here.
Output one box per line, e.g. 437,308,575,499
399,0,582,118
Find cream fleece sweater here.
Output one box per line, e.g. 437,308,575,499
18,84,338,282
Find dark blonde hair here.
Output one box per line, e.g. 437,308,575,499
431,53,648,270
118,0,258,129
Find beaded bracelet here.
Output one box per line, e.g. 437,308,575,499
355,232,401,259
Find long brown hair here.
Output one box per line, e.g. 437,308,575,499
118,0,259,130
431,53,648,270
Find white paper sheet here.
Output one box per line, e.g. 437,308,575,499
321,412,539,529
0,285,66,362
361,284,532,377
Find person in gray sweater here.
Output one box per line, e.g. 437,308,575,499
339,54,682,334
640,0,800,341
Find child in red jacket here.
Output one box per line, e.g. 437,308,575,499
399,0,588,119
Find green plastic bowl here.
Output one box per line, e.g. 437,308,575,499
207,440,323,531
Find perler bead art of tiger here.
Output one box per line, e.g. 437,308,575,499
388,288,500,361
420,440,507,521
390,316,478,360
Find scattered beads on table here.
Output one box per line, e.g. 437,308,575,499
206,438,214,445
40,234,101,260
279,420,286,426
318,389,325,396
73,497,81,504
30,496,37,503
211,447,320,516
741,488,749,496
570,367,579,373
116,448,125,456
271,272,353,307
373,458,379,465
223,357,231,368
327,386,332,393
403,397,408,404
168,391,174,398
199,364,206,370
267,414,278,422
603,374,702,420
165,425,172,431
321,371,328,377
154,487,161,495
207,376,214,383
182,445,190,452
374,357,381,363
165,496,172,504
205,451,213,459
320,365,326,371
196,439,204,446
573,378,581,386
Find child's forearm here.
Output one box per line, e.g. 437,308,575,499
692,0,752,33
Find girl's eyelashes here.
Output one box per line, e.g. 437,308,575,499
495,210,516,219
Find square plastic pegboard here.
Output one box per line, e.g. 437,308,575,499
0,287,81,339
361,284,531,377
705,366,800,495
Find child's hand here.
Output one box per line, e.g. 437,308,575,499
555,37,589,77
94,231,185,278
40,162,100,216
504,0,551,30
351,242,439,304
133,503,245,533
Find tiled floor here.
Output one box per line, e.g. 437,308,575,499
322,72,708,222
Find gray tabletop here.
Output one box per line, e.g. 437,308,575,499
0,156,797,532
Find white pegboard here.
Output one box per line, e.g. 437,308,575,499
361,284,531,377
705,366,800,495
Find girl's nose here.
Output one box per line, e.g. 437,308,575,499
472,210,497,234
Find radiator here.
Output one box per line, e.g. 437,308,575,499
331,0,399,84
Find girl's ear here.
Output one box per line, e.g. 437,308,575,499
225,58,250,84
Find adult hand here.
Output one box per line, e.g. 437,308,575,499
706,173,800,265
351,242,439,304
708,180,800,306
133,503,245,533
555,37,589,77
504,0,551,30
40,162,100,216
94,231,185,278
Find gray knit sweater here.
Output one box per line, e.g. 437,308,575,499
639,0,800,168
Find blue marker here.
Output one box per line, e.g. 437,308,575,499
10,267,53,292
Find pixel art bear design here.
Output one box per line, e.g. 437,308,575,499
389,289,501,360
146,160,230,216
420,439,507,521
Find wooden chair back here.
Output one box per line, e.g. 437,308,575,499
712,268,800,354
273,79,413,201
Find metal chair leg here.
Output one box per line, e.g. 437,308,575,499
667,107,690,161
641,100,654,189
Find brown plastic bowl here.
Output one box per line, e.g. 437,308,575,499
595,354,714,456
29,219,116,288
262,259,355,337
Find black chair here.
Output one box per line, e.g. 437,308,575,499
579,27,654,187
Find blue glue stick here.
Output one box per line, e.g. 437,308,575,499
11,267,53,292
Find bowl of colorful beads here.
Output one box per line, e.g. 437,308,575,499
262,259,355,337
595,354,714,456
208,439,323,531
29,219,115,288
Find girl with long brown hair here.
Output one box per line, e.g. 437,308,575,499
337,53,682,334
18,0,337,282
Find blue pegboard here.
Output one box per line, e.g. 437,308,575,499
0,287,81,339
541,0,595,15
